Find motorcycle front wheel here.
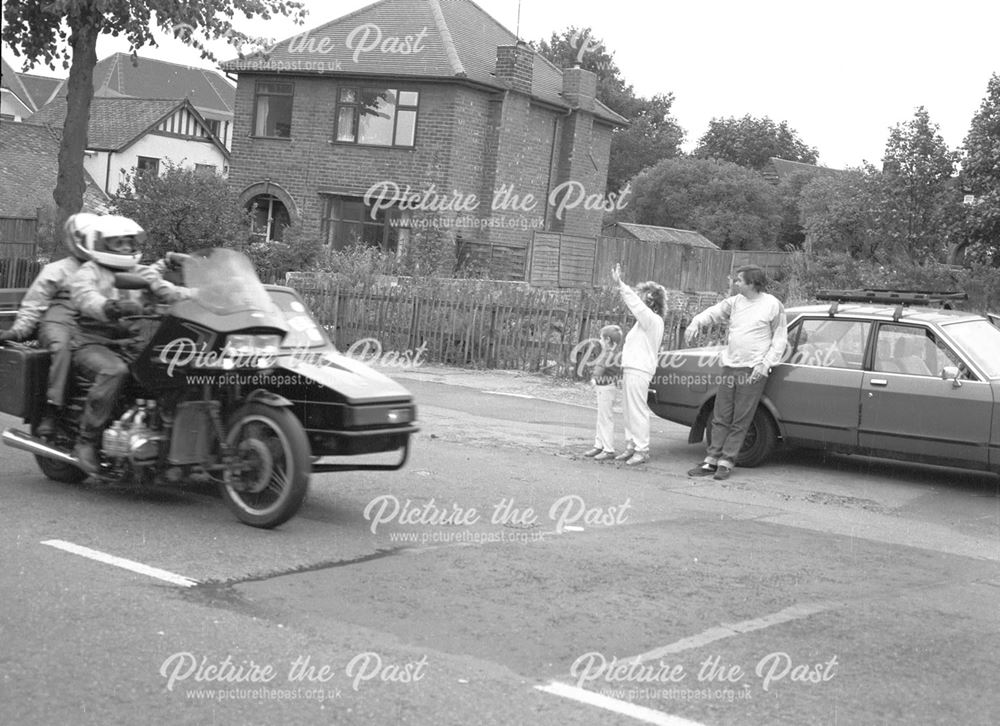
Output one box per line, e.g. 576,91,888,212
219,403,311,529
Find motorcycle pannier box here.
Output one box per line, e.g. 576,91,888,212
0,346,50,418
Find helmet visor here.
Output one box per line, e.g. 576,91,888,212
100,231,146,254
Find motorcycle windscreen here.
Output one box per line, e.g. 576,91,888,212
183,248,286,327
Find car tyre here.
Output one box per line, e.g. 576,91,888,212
705,405,778,468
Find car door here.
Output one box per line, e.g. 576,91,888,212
858,322,994,467
766,317,868,448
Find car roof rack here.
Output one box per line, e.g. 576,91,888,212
816,289,968,321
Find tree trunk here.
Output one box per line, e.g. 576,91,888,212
53,20,100,240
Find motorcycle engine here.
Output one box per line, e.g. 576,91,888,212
102,400,167,465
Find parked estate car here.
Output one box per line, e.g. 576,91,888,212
649,290,1000,475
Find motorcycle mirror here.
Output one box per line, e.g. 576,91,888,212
114,272,150,290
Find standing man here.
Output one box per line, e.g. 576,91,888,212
684,265,787,481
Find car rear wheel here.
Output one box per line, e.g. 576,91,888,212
705,406,778,468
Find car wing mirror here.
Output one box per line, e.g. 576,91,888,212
940,365,962,388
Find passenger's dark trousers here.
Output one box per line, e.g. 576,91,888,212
73,344,129,444
705,366,768,467
38,319,73,407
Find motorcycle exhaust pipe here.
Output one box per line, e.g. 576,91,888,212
2,428,82,468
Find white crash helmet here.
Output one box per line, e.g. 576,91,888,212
80,214,145,269
63,212,100,261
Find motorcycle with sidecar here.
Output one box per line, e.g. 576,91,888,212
0,249,418,528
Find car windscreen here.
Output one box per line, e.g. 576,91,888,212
267,289,333,350
941,319,1000,378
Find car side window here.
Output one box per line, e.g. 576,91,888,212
787,318,869,370
873,324,972,378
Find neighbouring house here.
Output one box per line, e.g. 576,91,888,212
0,121,108,256
762,156,843,185
29,96,231,195
221,0,628,279
85,53,237,150
1,57,36,120
3,52,236,148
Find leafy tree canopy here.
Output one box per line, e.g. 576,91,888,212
629,157,783,250
955,73,1000,265
533,27,684,192
693,115,819,171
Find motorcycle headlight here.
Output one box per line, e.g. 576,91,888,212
220,334,282,369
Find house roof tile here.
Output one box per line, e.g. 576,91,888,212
29,96,188,150
0,122,107,217
222,0,626,125
16,73,64,109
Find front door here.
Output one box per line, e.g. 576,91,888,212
858,323,994,468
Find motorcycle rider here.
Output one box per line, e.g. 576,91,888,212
0,213,99,436
68,215,189,474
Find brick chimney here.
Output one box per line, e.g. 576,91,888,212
495,43,534,95
562,66,597,112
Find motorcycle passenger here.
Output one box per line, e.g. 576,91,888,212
68,215,189,474
0,213,99,436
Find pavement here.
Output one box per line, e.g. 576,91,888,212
370,362,597,409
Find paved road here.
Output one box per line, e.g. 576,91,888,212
1,374,998,725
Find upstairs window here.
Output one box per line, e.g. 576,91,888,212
253,81,293,138
335,88,418,147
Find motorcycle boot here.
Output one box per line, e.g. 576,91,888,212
36,403,60,438
73,429,101,475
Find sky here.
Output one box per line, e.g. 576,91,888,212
9,0,999,170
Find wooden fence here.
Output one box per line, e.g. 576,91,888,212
0,217,39,259
0,258,42,288
527,232,790,291
288,273,722,376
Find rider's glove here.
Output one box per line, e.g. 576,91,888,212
165,252,192,271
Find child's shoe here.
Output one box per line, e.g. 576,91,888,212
625,452,648,466
593,450,616,461
583,447,602,457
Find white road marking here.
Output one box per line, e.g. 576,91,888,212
535,681,707,726
41,539,198,588
481,390,536,398
627,601,841,663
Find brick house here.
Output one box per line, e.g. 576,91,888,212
221,0,627,279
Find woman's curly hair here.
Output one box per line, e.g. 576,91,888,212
635,281,667,317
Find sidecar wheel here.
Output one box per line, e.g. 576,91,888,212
220,403,311,529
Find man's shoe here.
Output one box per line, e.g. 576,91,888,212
583,447,603,458
36,415,56,438
687,463,717,477
625,452,648,466
593,451,616,461
614,448,635,462
73,443,99,475
713,465,733,481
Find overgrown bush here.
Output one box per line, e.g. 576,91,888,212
244,223,323,282
110,163,252,261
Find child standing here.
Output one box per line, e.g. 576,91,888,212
583,324,623,461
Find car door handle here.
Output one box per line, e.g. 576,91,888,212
870,378,888,386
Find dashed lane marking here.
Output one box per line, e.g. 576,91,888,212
626,600,841,663
535,681,708,726
41,539,198,587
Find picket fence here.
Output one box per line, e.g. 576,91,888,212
287,273,722,376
